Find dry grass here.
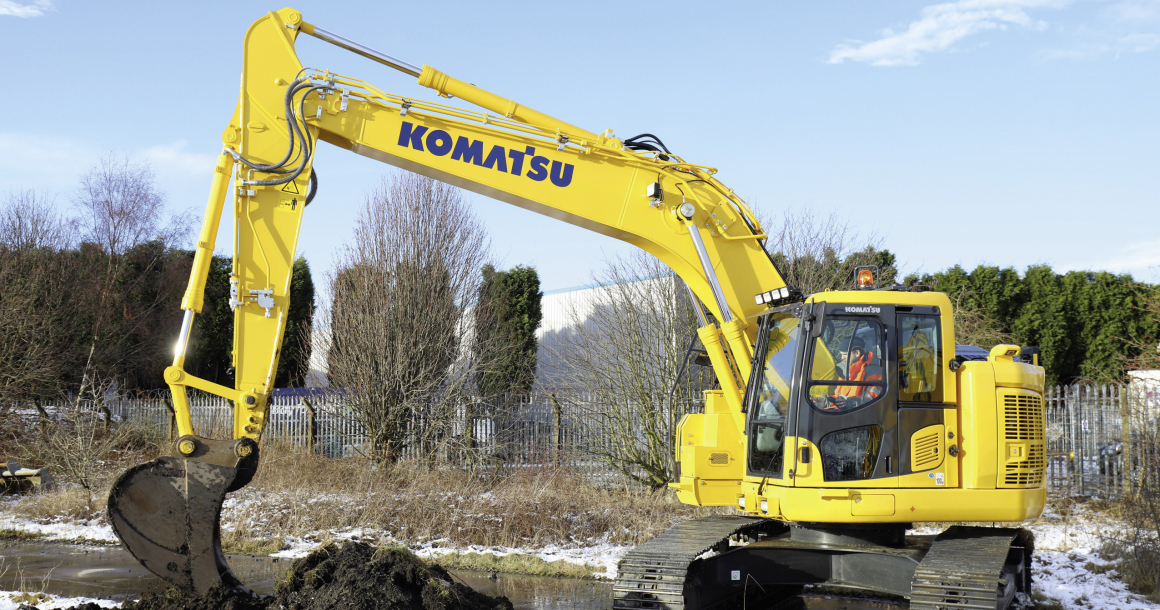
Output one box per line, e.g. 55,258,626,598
432,552,598,579
215,442,727,554
7,437,727,569
7,485,105,523
0,528,46,541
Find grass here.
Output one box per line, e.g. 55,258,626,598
8,591,51,605
432,552,598,579
6,485,105,523
0,528,46,541
209,442,729,556
1030,591,1066,610
221,534,287,556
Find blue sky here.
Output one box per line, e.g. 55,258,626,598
1,0,1157,291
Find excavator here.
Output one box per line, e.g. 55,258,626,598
107,8,1047,610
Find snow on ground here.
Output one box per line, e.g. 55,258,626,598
3,492,1159,608
0,591,118,610
0,514,116,546
912,500,1158,609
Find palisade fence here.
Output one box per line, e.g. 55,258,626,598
79,390,700,474
25,383,1157,497
1046,382,1160,500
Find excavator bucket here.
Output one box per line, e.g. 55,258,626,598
107,436,258,595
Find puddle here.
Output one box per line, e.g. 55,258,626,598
0,542,904,609
0,542,287,602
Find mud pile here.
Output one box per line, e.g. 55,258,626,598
272,542,513,610
42,542,513,610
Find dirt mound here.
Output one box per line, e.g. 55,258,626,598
274,543,512,610
45,542,513,610
122,585,267,610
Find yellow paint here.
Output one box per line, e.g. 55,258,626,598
162,9,1048,530
166,8,784,441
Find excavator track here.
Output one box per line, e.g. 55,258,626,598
612,515,782,610
910,526,1033,610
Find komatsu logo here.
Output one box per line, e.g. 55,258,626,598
397,121,574,187
844,306,881,314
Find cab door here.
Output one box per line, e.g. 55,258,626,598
790,303,899,488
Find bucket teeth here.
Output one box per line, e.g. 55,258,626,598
107,456,248,595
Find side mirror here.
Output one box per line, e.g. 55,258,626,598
809,302,827,338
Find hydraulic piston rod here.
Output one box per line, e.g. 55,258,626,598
299,23,422,77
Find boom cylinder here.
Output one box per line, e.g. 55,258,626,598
181,153,235,314
417,66,599,140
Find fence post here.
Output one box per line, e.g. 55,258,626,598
303,397,317,453
1121,383,1131,498
549,393,563,466
163,398,176,442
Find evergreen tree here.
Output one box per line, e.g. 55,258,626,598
473,264,542,399
276,256,315,387
918,263,1157,385
188,255,234,387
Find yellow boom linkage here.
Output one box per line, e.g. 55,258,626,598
107,7,790,593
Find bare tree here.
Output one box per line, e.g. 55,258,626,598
0,191,76,407
0,190,75,250
763,207,896,295
70,154,187,404
76,154,170,256
323,173,492,463
947,288,1014,350
544,251,715,488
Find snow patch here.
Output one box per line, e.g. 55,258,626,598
0,591,119,610
0,514,117,545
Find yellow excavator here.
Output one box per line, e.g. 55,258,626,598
108,8,1047,609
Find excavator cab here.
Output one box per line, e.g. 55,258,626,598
744,297,951,491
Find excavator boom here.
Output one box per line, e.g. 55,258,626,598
108,7,791,594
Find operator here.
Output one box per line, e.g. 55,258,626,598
825,338,883,411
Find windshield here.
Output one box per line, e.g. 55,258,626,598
754,311,801,421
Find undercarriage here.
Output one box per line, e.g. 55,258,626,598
613,516,1033,610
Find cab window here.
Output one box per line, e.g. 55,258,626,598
807,318,886,412
898,314,942,403
748,312,800,477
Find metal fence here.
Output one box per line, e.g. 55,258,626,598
1046,382,1160,500
89,390,689,471
25,383,1158,497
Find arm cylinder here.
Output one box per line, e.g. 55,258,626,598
300,24,422,77
298,20,596,140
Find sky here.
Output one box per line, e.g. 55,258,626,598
1,0,1157,292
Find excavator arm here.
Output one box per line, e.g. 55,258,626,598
108,7,797,594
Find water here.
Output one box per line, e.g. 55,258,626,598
0,542,903,609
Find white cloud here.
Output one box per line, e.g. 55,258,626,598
142,140,217,176
1107,0,1160,24
0,0,51,17
829,0,1069,66
1038,31,1160,59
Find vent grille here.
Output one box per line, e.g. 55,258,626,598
1004,394,1045,440
1000,391,1046,488
911,430,942,471
709,452,730,465
1005,444,1045,486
